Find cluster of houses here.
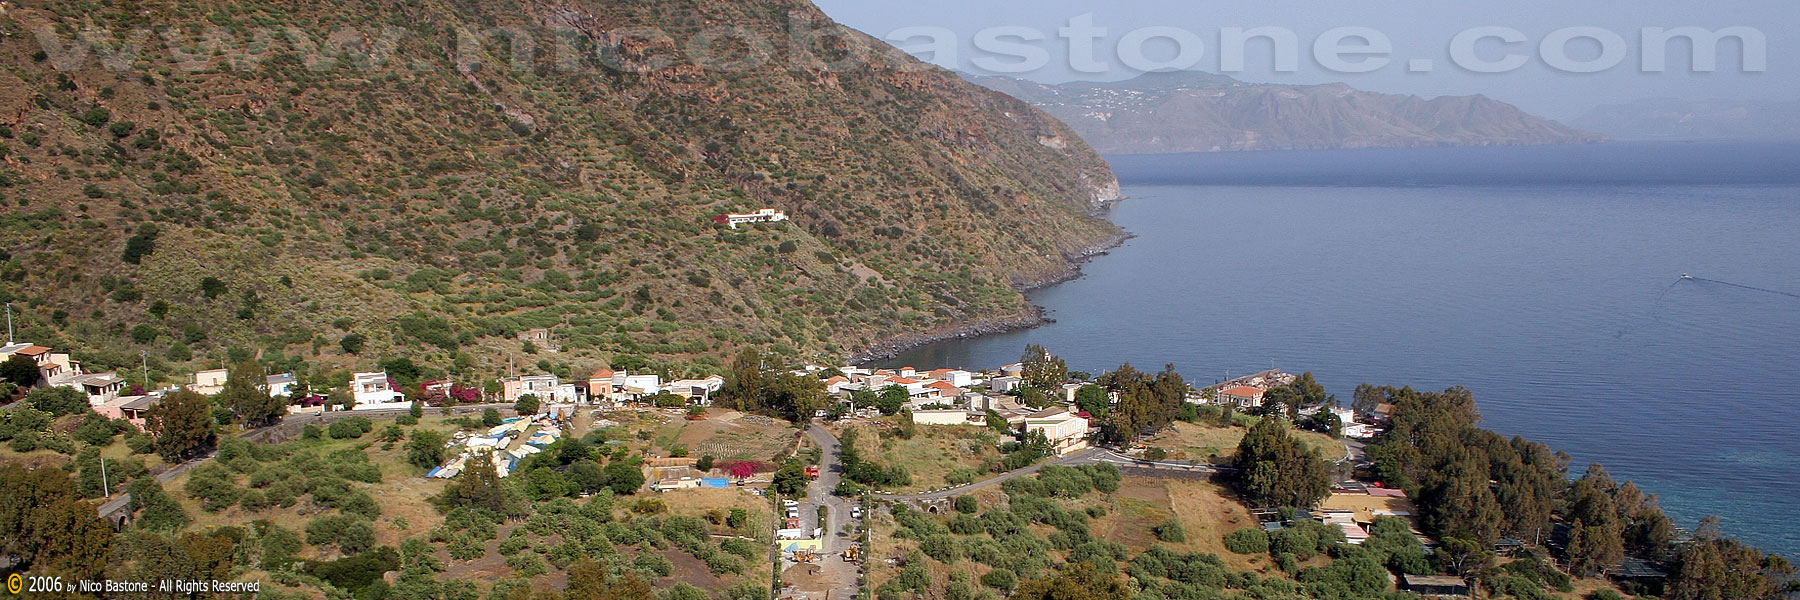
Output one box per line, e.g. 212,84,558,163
2,341,148,427
494,369,725,408
809,363,1094,456
1199,369,1384,439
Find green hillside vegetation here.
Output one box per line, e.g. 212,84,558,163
0,0,1121,388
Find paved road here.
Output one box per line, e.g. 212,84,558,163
791,424,862,600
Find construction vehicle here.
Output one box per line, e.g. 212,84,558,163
793,549,817,563
805,465,820,479
842,546,860,562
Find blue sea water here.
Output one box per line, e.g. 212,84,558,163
893,142,1800,558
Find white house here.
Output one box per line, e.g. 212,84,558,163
266,373,297,398
664,375,725,405
350,372,408,410
988,376,1022,393
50,371,126,406
713,208,789,229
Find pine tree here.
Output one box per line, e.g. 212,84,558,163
1019,344,1067,392
148,388,217,461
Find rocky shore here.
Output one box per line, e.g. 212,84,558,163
846,229,1132,364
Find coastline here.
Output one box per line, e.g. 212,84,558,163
846,228,1132,364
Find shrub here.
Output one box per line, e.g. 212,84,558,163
955,495,978,514
338,333,366,354
720,537,758,560
1154,519,1187,542
307,514,377,554
1588,591,1627,600
302,424,323,440
981,569,1016,592
1223,528,1270,554
327,417,373,439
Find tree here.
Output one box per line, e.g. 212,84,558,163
339,333,366,354
1095,363,1187,445
437,454,522,515
1019,344,1068,392
696,455,715,472
875,385,908,415
147,388,216,461
1233,417,1329,507
1263,372,1332,419
515,394,541,415
481,408,503,426
222,360,283,427
2,354,40,387
1669,526,1797,600
0,464,114,579
1011,560,1130,600
199,276,227,299
1073,384,1109,416
602,460,644,495
772,460,809,498
407,429,449,470
121,223,158,264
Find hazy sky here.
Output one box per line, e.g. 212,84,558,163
811,0,1797,120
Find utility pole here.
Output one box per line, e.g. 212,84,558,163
5,302,12,345
100,457,110,498
141,350,150,392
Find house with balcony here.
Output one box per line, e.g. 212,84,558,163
711,208,789,229
350,372,408,410
1021,407,1091,455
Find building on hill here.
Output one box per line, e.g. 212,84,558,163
49,371,126,406
912,409,975,426
191,368,229,395
266,373,296,398
517,328,561,352
350,372,407,410
989,376,1022,393
663,375,725,405
1218,385,1266,408
1,343,65,386
501,374,561,405
711,208,789,229
1021,407,1090,455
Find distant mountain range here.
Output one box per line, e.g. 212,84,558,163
968,71,1603,154
1572,98,1800,141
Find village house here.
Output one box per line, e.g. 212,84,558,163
662,375,725,405
50,371,127,406
349,372,408,410
585,369,661,403
191,368,229,396
0,343,61,386
501,374,561,405
1021,407,1091,455
912,409,975,426
266,373,296,398
926,368,976,388
1218,385,1266,408
711,208,789,229
517,328,561,352
988,376,1022,393
104,395,158,430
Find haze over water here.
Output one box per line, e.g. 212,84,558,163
893,142,1800,558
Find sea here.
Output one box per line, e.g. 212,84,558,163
890,141,1800,558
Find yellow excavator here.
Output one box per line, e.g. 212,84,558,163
842,546,860,562
793,549,817,563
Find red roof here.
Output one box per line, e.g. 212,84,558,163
889,377,919,385
928,381,957,390
928,368,955,377
1221,385,1264,398
15,345,50,356
591,369,615,379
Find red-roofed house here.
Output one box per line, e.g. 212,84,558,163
1219,386,1266,408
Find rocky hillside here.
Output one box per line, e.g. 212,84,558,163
1573,98,1800,141
971,71,1602,154
0,0,1122,384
